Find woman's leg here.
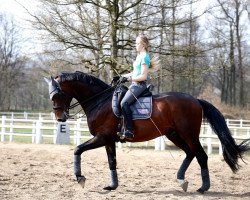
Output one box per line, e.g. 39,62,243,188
120,83,147,139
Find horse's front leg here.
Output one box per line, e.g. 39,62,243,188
103,142,118,190
74,136,106,188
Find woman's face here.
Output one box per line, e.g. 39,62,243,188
136,37,145,52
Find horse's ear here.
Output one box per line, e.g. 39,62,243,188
44,77,51,85
51,76,62,90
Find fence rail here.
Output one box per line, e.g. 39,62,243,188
0,113,250,155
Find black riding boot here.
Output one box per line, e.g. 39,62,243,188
121,102,134,140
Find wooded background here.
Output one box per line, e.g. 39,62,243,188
0,0,249,117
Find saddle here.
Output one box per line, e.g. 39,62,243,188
112,85,153,120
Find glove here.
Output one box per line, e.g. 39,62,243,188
112,75,120,82
120,76,129,83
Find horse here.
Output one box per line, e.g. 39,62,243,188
44,71,249,194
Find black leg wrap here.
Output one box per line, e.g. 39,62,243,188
103,170,118,190
197,168,210,193
177,158,192,180
111,170,118,188
74,155,81,177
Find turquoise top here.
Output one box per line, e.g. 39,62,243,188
132,52,150,80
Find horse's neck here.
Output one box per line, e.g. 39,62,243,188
74,84,112,115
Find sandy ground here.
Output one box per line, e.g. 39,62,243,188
0,143,249,200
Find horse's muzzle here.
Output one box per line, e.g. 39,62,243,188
56,112,67,122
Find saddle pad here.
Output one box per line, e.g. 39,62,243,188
130,97,152,120
112,96,152,120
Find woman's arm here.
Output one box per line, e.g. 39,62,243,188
122,72,133,78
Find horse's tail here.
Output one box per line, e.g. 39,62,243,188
198,99,250,173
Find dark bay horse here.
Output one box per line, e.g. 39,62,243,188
45,71,249,193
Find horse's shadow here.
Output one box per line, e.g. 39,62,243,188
96,189,250,198
125,189,250,198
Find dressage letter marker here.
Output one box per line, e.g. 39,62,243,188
56,122,70,144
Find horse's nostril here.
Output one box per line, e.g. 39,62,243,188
57,116,66,122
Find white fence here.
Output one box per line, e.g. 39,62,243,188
0,112,250,155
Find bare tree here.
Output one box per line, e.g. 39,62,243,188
209,0,249,106
0,15,27,110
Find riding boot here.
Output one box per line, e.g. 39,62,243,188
121,102,134,140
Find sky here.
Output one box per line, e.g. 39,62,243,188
0,0,41,55
0,0,210,56
0,0,35,20
0,0,249,55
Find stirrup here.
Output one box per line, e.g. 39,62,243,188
117,131,124,138
124,130,134,140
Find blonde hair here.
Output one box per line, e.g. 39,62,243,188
137,35,150,51
137,35,160,72
149,56,160,72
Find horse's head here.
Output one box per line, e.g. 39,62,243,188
44,76,73,122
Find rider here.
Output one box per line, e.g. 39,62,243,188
120,34,158,140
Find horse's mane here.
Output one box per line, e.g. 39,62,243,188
58,71,111,89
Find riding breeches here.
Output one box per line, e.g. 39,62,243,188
120,81,147,107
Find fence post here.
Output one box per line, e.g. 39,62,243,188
53,122,57,144
160,136,166,150
32,121,36,143
233,129,237,138
154,136,166,151
56,122,70,145
75,119,81,146
155,137,161,150
9,118,13,142
35,120,42,144
207,126,212,154
240,119,243,128
1,116,6,142
24,112,28,119
219,143,223,155
74,122,77,145
51,112,55,120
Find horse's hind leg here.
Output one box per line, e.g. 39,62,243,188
177,150,194,192
167,132,195,192
194,141,210,193
169,133,210,193
184,137,210,193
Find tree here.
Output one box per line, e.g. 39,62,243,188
0,15,27,110
208,0,249,107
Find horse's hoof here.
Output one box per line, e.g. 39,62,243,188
103,185,117,191
181,181,188,192
197,188,205,194
197,184,210,194
197,187,209,194
177,179,188,192
77,176,86,188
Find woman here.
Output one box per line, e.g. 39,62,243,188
120,35,158,140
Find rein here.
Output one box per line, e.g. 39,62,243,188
65,85,115,120
68,86,114,110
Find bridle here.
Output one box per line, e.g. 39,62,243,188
53,84,116,120
49,75,123,120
